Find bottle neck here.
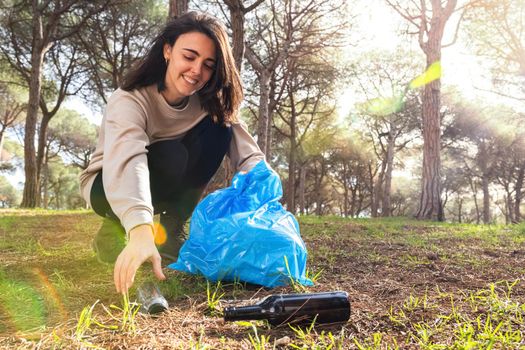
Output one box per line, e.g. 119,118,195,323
224,305,266,321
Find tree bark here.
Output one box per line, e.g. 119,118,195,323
224,0,245,72
17,0,109,208
481,173,490,224
457,196,462,223
0,128,5,161
372,161,386,217
478,142,491,224
392,0,458,221
256,71,271,155
382,128,395,217
168,0,188,18
298,163,306,214
287,90,297,214
415,51,444,220
21,3,46,208
466,176,480,223
514,165,524,223
315,160,325,216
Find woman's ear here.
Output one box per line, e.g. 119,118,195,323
163,43,172,60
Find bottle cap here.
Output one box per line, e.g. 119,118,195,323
137,282,169,315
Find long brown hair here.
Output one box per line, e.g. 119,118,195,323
121,12,242,124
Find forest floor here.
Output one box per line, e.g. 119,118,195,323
0,210,525,349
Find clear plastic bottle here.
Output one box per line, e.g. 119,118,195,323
136,282,169,314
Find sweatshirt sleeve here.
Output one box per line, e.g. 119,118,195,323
102,92,153,234
228,120,266,173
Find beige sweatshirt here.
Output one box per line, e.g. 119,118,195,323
80,85,265,233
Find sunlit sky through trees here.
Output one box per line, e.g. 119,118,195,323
337,0,520,120
65,1,521,126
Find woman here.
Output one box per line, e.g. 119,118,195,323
80,12,265,294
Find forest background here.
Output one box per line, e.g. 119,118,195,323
0,0,523,225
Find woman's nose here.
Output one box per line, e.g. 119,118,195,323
191,62,203,76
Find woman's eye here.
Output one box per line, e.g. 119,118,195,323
183,55,195,61
205,64,215,71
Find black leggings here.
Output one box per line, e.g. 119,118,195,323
90,116,232,234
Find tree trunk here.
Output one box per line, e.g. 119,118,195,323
287,93,297,214
372,161,386,217
257,72,271,155
481,172,490,223
168,0,188,18
315,161,325,216
298,163,306,214
42,164,49,209
0,127,5,161
457,196,462,223
478,143,491,224
382,129,395,217
414,0,457,221
367,162,375,216
467,177,480,224
415,52,444,220
225,1,245,72
342,164,349,217
36,114,51,182
514,165,524,222
21,8,46,208
350,187,357,218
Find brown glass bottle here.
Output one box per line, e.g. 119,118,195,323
223,291,350,326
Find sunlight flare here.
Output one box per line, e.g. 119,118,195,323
33,267,68,322
409,61,442,89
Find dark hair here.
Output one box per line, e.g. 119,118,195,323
121,11,242,124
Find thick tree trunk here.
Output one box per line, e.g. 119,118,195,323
21,11,45,208
225,1,245,72
415,51,444,221
413,0,457,221
168,0,188,18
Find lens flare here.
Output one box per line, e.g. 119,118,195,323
409,61,442,89
361,61,442,116
154,222,167,245
33,268,67,322
0,270,45,332
363,93,405,116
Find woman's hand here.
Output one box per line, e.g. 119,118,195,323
114,224,166,293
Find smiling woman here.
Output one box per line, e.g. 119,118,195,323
78,11,267,295
162,32,216,104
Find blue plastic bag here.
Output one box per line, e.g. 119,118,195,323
169,161,313,288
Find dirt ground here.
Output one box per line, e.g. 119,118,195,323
1,212,524,349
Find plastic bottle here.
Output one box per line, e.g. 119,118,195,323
223,291,350,326
136,282,169,315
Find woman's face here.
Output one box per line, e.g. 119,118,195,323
163,31,216,104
